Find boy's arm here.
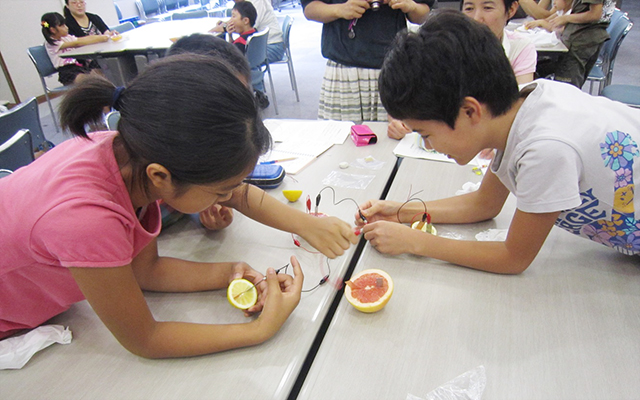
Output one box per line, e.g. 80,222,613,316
388,0,430,24
303,0,370,23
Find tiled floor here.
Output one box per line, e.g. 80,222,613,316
38,1,640,145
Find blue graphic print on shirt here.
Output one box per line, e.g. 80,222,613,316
582,131,640,254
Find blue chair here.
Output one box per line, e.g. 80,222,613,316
272,16,299,102
172,9,209,20
0,129,35,173
26,45,71,132
110,21,136,33
601,84,640,108
0,97,51,154
586,9,633,94
246,29,278,114
136,0,165,21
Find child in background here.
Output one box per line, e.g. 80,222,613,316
165,34,359,259
41,12,108,85
228,1,258,54
357,11,640,274
0,56,304,356
525,0,572,34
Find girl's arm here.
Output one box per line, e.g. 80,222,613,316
223,184,359,258
388,0,430,25
303,0,370,23
59,35,109,49
69,252,303,358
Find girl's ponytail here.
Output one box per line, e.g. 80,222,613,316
59,74,117,139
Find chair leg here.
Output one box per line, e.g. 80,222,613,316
287,55,299,102
42,78,59,133
266,65,278,115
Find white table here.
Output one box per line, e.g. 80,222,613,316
508,18,569,53
1,122,401,400
298,157,640,399
62,18,221,85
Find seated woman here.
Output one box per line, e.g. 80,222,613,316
64,0,112,37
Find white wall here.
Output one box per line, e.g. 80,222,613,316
0,0,118,103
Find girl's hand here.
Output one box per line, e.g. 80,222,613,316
229,262,268,317
338,0,369,20
199,204,234,230
549,14,569,29
255,256,303,339
356,200,404,227
298,216,358,258
361,221,419,255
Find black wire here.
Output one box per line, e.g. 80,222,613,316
396,197,428,223
302,258,331,293
317,186,362,214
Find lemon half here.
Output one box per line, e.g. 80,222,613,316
411,220,437,235
282,190,303,202
227,279,258,310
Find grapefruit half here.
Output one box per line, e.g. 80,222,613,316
344,269,393,313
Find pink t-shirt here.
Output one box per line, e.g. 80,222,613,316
44,35,79,68
502,29,537,78
0,132,161,338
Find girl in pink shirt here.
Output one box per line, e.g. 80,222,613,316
0,55,336,358
41,12,108,85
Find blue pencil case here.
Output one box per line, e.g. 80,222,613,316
244,164,285,189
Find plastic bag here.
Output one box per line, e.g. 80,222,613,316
0,325,72,369
407,365,486,400
322,171,375,190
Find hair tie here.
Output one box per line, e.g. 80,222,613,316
111,86,125,110
41,21,50,28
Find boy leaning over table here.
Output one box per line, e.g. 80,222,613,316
356,10,640,274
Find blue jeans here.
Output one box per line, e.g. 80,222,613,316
252,42,285,93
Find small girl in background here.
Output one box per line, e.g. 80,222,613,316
524,0,572,33
41,12,108,85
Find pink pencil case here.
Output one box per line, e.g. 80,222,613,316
350,125,378,146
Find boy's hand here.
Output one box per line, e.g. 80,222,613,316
387,117,411,140
338,0,369,20
549,14,569,29
356,200,403,227
361,221,419,255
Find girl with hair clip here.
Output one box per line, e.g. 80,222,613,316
40,12,108,85
0,55,320,358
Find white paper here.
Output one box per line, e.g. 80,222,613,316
263,119,353,145
393,133,457,163
0,325,72,369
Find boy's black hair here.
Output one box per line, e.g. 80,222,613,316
41,12,66,45
379,10,519,129
166,33,251,84
233,1,257,28
59,54,270,195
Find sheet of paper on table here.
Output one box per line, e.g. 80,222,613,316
393,132,488,173
261,119,353,174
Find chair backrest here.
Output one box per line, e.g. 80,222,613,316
164,0,180,11
0,129,35,172
137,0,161,17
601,10,633,84
111,21,136,33
281,16,293,49
27,45,57,79
172,9,208,20
245,29,270,70
0,97,48,152
115,3,123,20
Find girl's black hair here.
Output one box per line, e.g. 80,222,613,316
59,54,271,194
41,12,66,45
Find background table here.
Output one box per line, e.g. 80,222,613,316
0,122,399,400
298,157,640,400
